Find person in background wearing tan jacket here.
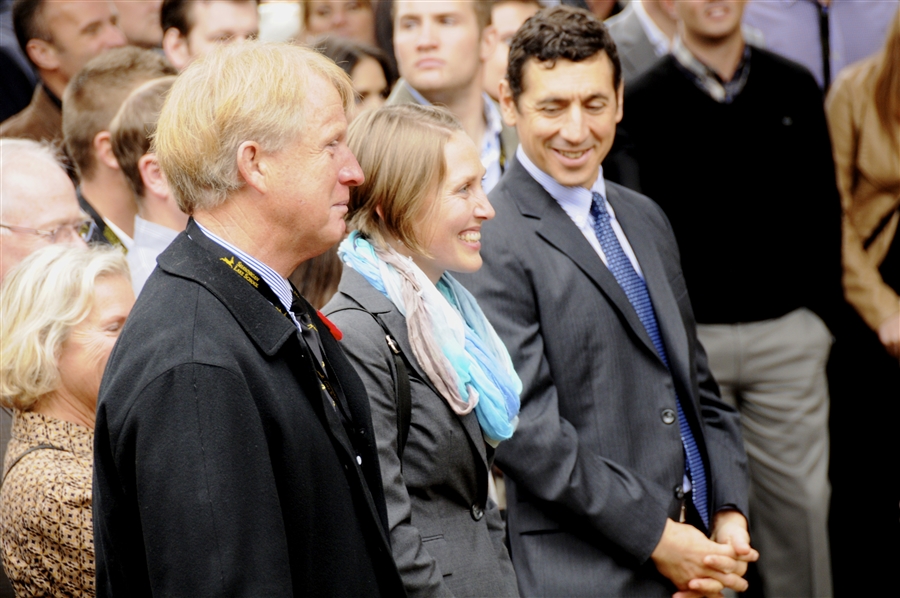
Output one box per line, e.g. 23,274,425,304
826,9,900,359
824,9,900,595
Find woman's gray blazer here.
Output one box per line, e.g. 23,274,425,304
324,268,519,598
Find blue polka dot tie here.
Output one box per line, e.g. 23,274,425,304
590,192,709,528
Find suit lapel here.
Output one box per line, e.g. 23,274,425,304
505,159,660,360
618,12,659,78
607,187,692,391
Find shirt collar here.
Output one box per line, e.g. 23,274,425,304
671,36,752,103
516,146,609,222
633,0,671,56
133,216,179,250
483,95,503,138
405,83,432,106
193,220,295,315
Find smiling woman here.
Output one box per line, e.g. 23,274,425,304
0,244,133,597
324,104,521,597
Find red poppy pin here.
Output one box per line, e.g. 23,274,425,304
317,310,343,341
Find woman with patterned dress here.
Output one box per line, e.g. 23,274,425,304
0,245,133,597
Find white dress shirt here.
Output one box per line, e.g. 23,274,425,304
127,216,179,294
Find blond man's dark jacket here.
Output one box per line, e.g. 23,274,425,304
93,223,405,596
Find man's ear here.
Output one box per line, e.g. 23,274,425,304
138,153,169,199
236,141,267,194
162,28,191,71
25,38,59,72
94,131,120,170
479,25,499,63
498,79,518,128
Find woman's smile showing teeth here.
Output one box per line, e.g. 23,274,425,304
458,230,482,244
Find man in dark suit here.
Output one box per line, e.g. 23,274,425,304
459,6,757,596
93,42,405,597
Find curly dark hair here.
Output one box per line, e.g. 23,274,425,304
507,5,622,105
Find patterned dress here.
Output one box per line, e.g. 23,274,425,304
0,411,94,597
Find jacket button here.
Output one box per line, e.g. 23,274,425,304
471,504,484,521
674,485,685,500
661,409,676,425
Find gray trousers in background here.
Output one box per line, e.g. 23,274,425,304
697,308,833,598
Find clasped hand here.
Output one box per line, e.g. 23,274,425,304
651,510,758,598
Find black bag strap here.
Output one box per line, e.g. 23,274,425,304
328,307,412,459
864,204,900,250
1,443,67,487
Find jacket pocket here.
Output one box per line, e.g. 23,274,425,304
421,534,454,576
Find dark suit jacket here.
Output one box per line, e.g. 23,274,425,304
324,268,519,598
457,157,749,597
93,224,405,597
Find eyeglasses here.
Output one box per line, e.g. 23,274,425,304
0,219,97,243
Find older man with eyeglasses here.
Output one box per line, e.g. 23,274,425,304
0,138,91,280
0,136,91,367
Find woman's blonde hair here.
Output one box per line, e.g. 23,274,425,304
346,104,463,255
0,245,130,411
874,8,900,146
154,42,355,214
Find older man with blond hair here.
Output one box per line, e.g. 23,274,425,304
92,42,405,596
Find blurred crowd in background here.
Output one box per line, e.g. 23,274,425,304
1,1,898,597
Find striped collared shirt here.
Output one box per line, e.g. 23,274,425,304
193,221,302,331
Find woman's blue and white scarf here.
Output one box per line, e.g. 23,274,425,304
339,231,520,446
